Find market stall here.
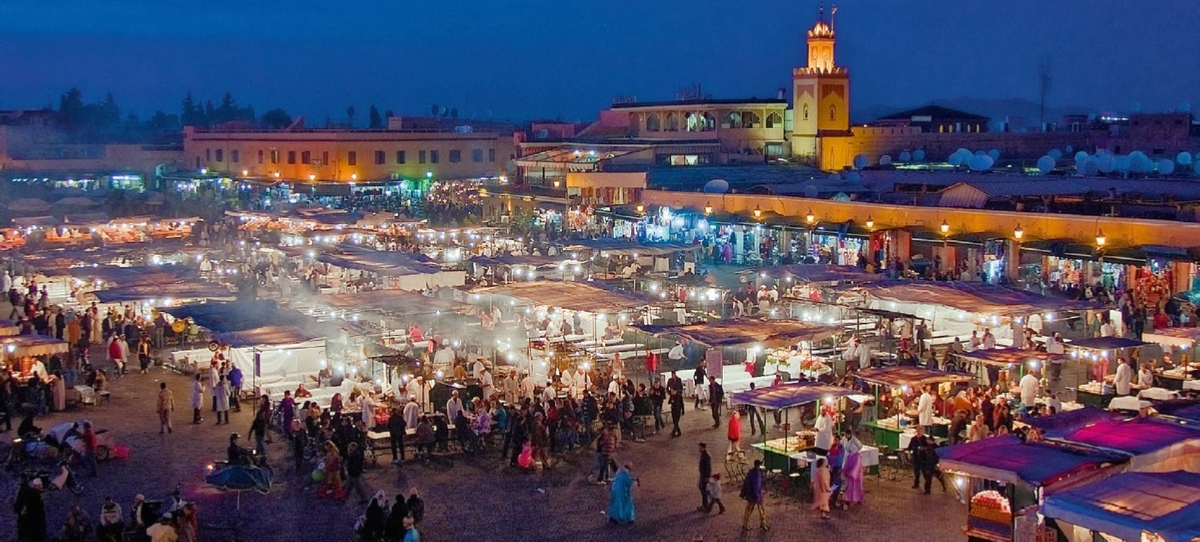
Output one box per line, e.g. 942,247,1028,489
1067,337,1153,408
1051,416,1200,473
1141,327,1200,391
855,366,973,448
937,434,1126,542
729,382,861,473
1042,471,1200,542
0,335,71,379
953,348,1070,389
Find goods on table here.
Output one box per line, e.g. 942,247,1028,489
1077,381,1111,395
970,490,1012,523
799,359,831,379
763,438,805,453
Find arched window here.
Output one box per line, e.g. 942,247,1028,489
646,113,660,132
765,112,782,129
829,104,836,121
665,112,679,131
703,112,716,130
685,113,699,131
802,104,809,121
722,111,742,129
742,111,761,129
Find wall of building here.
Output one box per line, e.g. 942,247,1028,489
640,189,1200,248
183,127,516,182
0,126,182,178
817,129,1098,170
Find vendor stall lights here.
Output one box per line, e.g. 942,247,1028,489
806,210,815,224
940,220,950,234
1013,224,1023,240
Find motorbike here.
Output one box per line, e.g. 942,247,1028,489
24,462,84,495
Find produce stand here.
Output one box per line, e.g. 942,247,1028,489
730,382,857,474
855,366,973,447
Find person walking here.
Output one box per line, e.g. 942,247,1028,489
697,442,712,512
80,422,99,477
607,463,637,525
648,380,666,434
189,375,204,424
842,431,865,505
156,382,174,434
345,442,369,504
739,459,768,531
280,390,296,438
692,365,707,409
708,377,724,428
137,335,151,374
15,478,47,542
726,411,743,459
668,389,684,437
811,456,833,519
387,406,406,465
249,410,268,457
706,473,726,514
745,384,766,436
228,363,243,412
907,426,931,493
213,375,230,425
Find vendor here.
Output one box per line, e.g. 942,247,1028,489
1136,362,1155,390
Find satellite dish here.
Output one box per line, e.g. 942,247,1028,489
974,150,986,157
1084,158,1099,176
1075,153,1090,172
1177,152,1192,165
1048,148,1063,159
898,151,912,162
1036,155,1056,174
948,153,965,167
1157,159,1176,175
702,179,729,193
987,149,1000,160
1064,145,1073,154
853,154,869,170
831,192,851,202
804,184,820,198
1075,151,1089,162
1114,155,1131,172
913,149,926,162
846,172,862,183
1096,153,1115,173
879,155,893,166
828,173,842,182
1129,151,1151,174
967,155,991,171
1180,102,1193,113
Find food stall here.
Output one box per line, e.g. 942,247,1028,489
937,434,1126,542
1140,327,1200,391
954,348,1070,390
1042,471,1200,542
0,320,18,337
1051,416,1200,474
1066,337,1153,408
729,382,861,473
855,366,973,449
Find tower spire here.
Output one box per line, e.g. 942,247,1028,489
830,4,837,31
818,2,824,22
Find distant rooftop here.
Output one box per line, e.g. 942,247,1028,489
611,98,788,110
876,104,990,122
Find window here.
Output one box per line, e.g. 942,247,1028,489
205,149,211,161
722,112,742,129
703,112,716,130
230,150,239,163
665,112,679,131
301,151,310,164
802,104,809,121
472,149,484,162
419,150,426,164
741,111,760,129
270,150,279,164
215,149,223,162
488,148,496,162
430,150,439,163
375,150,386,165
347,151,357,166
449,149,461,163
396,150,406,164
287,151,296,164
829,104,836,121
257,150,264,164
646,113,661,131
766,112,782,129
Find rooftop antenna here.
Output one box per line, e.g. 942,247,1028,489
1038,57,1052,130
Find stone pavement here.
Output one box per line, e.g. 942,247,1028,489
1,357,969,542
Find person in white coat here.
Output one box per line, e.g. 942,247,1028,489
916,385,934,431
519,372,536,402
362,393,377,430
213,375,230,425
402,397,420,429
190,374,204,424
480,367,494,400
406,376,430,411
445,391,464,421
1113,358,1134,396
814,408,835,454
570,367,592,399
1020,370,1040,409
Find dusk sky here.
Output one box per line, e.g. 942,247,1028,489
2,0,1198,122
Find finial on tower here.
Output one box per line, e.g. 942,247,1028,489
830,4,838,31
818,2,824,22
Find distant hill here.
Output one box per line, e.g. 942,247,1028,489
852,97,1095,131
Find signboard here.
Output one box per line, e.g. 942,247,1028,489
705,348,723,381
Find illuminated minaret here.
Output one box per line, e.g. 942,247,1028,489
792,3,851,166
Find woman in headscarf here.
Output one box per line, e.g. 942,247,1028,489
607,463,637,524
383,494,409,541
810,456,832,520
320,441,345,499
841,430,865,506
361,490,387,540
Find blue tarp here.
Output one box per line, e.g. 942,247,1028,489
937,434,1124,487
213,326,323,348
91,282,233,303
1156,401,1200,424
728,382,855,410
163,300,305,333
1043,471,1200,542
1054,417,1200,457
1021,407,1124,438
1068,337,1151,350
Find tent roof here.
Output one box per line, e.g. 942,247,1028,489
66,266,185,287
560,239,699,256
314,249,443,277
91,282,233,303
1042,471,1200,542
1069,337,1151,350
475,281,652,313
728,382,856,410
469,254,565,268
636,319,842,347
212,325,324,348
1021,407,1126,438
937,434,1125,487
0,320,18,337
0,335,70,357
954,347,1070,367
756,264,881,284
854,366,974,388
1053,417,1200,457
858,280,1097,317
313,290,470,317
1155,401,1200,425
163,300,309,334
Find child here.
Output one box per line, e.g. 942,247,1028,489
706,473,726,514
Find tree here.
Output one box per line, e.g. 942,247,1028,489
260,108,292,129
101,91,120,126
450,107,458,119
57,88,85,127
346,106,356,127
181,91,200,126
216,91,237,123
368,105,382,129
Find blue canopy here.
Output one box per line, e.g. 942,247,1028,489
1021,407,1124,438
206,464,272,494
1043,471,1200,542
91,282,233,303
1156,401,1200,424
757,264,880,284
213,326,323,348
1068,337,1150,350
728,382,855,410
163,300,306,333
937,434,1124,487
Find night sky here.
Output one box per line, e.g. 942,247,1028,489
2,0,1197,122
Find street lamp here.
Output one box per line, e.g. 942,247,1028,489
241,169,249,176
309,174,316,182
350,173,358,181
753,205,763,219
704,202,713,215
1095,230,1106,247
865,216,874,230
940,219,950,235
635,203,645,214
805,210,815,225
553,180,561,188
1013,224,1023,240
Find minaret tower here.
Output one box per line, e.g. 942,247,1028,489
791,4,852,167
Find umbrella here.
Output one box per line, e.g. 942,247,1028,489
54,197,99,207
8,198,50,213
205,465,272,496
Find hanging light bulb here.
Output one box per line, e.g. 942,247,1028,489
704,202,713,215
1013,224,1023,240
